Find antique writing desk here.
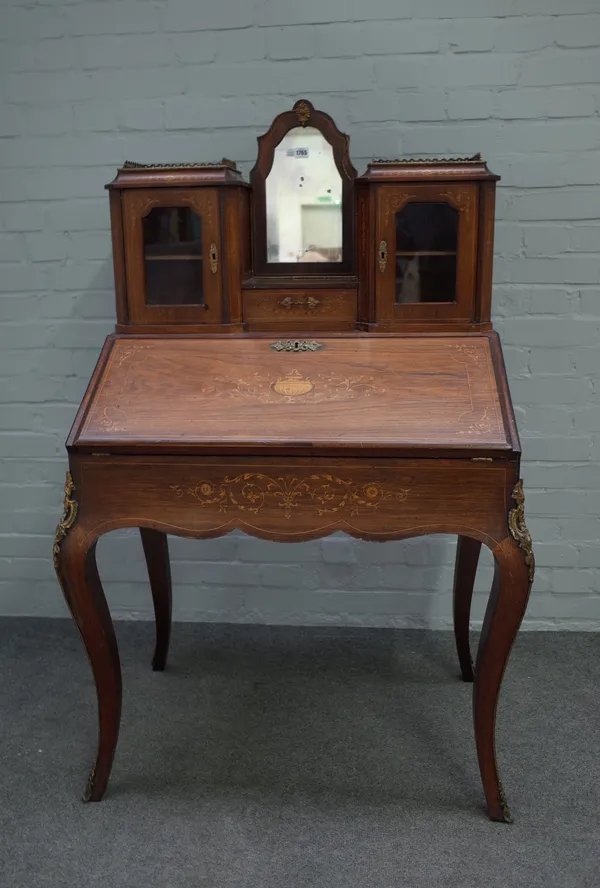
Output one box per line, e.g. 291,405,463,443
54,101,534,822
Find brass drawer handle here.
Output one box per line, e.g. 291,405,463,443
209,243,218,274
280,296,320,310
378,240,387,273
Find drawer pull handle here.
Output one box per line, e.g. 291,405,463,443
378,240,387,273
280,296,320,310
209,243,218,274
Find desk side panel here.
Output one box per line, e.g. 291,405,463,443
488,331,521,455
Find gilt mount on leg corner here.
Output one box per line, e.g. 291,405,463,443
53,472,78,580
508,480,535,588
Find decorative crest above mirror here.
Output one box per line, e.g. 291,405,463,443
250,99,357,281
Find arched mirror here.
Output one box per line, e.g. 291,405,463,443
266,126,343,264
250,100,356,278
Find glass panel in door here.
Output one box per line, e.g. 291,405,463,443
142,207,204,306
395,202,458,304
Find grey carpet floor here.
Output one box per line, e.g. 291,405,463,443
0,619,598,888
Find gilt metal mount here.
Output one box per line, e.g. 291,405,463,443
294,101,311,126
270,340,324,353
120,158,237,171
279,296,320,310
53,472,78,575
371,153,483,165
209,243,218,274
508,480,535,587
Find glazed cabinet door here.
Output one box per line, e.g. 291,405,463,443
123,189,222,325
375,184,478,323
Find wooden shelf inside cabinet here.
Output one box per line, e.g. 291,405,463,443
145,255,204,261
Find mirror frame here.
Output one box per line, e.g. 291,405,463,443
250,99,357,279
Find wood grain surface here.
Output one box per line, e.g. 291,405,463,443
71,334,512,454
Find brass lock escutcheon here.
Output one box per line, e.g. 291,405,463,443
209,243,218,274
270,339,324,352
279,296,320,310
378,240,388,273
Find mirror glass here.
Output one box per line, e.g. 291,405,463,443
265,126,343,264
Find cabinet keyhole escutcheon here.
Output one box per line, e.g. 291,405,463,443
209,243,218,274
378,240,388,273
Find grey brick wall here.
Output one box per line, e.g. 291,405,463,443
1,0,599,629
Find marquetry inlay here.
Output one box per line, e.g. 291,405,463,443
78,337,507,448
171,473,410,519
199,368,385,404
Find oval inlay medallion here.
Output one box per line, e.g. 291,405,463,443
272,371,314,397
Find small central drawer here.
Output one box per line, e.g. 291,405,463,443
243,289,357,329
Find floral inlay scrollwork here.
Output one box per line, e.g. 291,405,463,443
98,406,128,432
457,407,492,436
199,369,385,404
452,344,496,437
382,192,418,227
451,343,481,366
115,343,151,368
439,190,473,218
87,343,152,435
171,474,410,519
252,293,345,315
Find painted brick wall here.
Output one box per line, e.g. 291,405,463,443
1,0,599,629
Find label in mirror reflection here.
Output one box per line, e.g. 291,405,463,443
142,206,205,306
266,126,343,264
395,202,458,304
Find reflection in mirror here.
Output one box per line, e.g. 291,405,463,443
265,127,343,264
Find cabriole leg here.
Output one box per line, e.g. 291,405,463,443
54,473,122,802
140,528,173,671
473,482,534,823
452,535,482,682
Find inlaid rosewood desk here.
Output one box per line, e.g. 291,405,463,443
54,332,534,822
53,100,535,819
